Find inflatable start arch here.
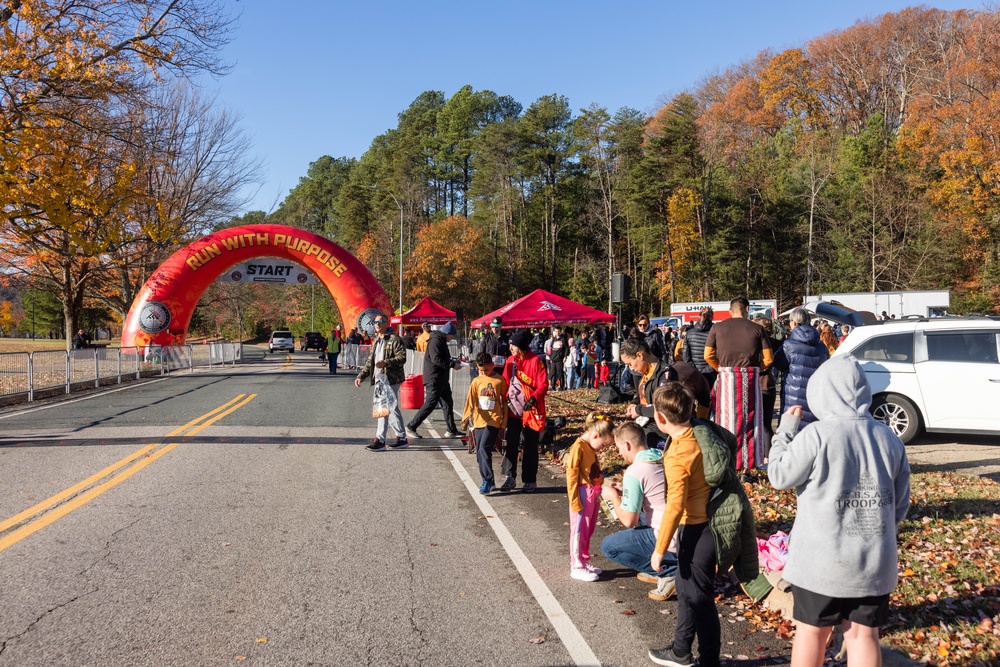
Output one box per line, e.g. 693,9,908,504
121,224,392,347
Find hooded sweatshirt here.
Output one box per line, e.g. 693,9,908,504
768,354,910,598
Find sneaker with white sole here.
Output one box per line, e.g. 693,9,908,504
584,563,602,575
405,427,421,440
444,430,465,438
570,567,599,582
366,439,386,452
499,476,516,491
636,572,660,585
647,575,677,601
647,646,693,667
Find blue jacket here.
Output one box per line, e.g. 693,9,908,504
773,324,828,422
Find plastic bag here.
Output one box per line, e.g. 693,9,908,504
372,375,396,419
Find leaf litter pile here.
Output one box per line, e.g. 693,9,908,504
547,388,1000,666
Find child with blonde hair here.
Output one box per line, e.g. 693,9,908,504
566,413,615,581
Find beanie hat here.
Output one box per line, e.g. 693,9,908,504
440,322,457,336
509,329,531,351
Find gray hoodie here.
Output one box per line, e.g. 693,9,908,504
768,354,910,598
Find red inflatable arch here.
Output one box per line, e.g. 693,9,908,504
121,224,392,348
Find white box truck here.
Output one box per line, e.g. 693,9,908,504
802,291,950,319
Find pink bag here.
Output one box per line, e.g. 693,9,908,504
757,530,789,572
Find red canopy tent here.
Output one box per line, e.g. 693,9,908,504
390,296,457,326
471,289,616,329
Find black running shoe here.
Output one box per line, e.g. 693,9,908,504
366,439,386,452
389,438,409,449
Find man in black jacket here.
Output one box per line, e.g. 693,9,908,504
406,322,464,439
548,326,568,391
482,316,509,365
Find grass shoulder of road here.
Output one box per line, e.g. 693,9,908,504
547,388,1000,667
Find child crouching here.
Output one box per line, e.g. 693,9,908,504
566,413,615,582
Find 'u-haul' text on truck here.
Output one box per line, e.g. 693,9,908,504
669,300,778,325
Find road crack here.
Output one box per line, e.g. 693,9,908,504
0,587,98,658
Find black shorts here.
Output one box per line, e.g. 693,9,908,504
791,585,890,628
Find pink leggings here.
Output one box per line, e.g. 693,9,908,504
569,485,602,569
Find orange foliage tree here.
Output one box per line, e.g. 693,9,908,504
405,216,496,316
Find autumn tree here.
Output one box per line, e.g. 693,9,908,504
404,216,496,315
0,0,235,348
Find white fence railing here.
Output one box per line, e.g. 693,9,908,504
0,342,243,402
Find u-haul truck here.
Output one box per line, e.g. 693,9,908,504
669,300,779,325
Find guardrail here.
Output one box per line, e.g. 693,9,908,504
0,342,243,403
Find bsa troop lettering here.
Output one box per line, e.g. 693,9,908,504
185,232,349,278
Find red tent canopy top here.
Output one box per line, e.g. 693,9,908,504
471,289,616,329
390,296,457,325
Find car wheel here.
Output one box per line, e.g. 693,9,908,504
870,393,922,444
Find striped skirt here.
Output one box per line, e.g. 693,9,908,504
711,366,765,471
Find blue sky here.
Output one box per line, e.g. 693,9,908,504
209,1,979,214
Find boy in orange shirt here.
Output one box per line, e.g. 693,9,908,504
462,352,508,494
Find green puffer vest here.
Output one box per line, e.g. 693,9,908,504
690,419,773,602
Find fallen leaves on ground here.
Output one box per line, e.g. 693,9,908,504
546,390,1000,666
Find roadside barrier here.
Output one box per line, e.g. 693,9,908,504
0,342,243,403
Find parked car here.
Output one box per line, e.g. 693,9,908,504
301,331,326,351
268,330,294,353
833,315,1000,443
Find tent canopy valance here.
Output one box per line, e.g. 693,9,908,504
471,289,616,329
389,296,457,325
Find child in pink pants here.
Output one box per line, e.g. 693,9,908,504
566,413,615,581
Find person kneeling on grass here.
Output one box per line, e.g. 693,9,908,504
600,421,678,601
461,352,508,495
768,354,910,667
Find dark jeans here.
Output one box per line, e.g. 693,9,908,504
501,416,539,484
673,522,720,667
475,426,499,485
761,389,776,458
328,352,339,374
601,525,678,577
407,380,457,433
550,360,564,389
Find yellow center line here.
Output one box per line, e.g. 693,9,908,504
165,394,247,437
0,394,258,554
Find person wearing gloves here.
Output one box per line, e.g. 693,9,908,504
499,329,548,493
406,322,464,439
769,354,910,667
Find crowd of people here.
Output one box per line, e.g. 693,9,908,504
340,298,908,667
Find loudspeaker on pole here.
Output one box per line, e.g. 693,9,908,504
611,273,632,304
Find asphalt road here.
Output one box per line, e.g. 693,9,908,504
0,349,797,667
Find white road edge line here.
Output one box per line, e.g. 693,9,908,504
428,427,602,667
0,378,171,421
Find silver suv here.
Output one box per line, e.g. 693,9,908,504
268,330,294,353
834,316,1000,443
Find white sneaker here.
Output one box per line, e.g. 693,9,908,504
570,567,599,582
584,563,602,575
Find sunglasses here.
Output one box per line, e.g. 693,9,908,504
374,320,386,325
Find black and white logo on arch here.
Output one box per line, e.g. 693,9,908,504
356,308,386,335
138,301,172,335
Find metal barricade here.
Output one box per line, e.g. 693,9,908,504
32,350,70,395
0,352,31,400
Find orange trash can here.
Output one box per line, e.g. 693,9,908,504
400,374,424,410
